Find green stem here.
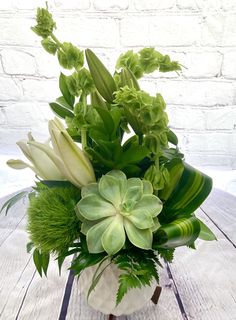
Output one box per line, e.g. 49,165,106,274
138,134,143,145
81,94,87,150
51,33,63,49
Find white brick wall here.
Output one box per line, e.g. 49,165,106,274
0,0,236,169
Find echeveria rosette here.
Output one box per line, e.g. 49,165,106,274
76,170,163,255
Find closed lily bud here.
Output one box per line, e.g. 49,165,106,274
47,118,96,187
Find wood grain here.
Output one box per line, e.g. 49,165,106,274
168,208,236,320
201,188,236,245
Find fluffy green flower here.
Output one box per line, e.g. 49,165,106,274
76,170,163,255
31,7,56,38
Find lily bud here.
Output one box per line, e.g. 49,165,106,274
49,118,95,186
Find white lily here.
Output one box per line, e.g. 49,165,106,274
27,118,96,187
7,133,65,181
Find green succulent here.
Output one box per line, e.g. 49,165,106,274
76,170,163,255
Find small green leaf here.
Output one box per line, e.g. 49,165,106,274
41,252,50,276
0,191,28,216
56,96,73,110
49,102,74,119
198,219,217,241
26,242,34,253
33,249,43,277
59,73,75,107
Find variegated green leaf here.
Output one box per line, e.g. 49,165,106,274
153,216,200,249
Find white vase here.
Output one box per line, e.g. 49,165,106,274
78,261,157,316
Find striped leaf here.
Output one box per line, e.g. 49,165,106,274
153,216,200,249
160,162,212,223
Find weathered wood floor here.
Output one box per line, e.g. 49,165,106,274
0,189,236,320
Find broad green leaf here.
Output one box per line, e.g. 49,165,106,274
49,102,74,119
33,249,42,277
167,129,178,145
160,162,212,222
26,241,34,253
86,217,114,253
153,216,200,249
56,96,73,110
118,145,149,167
90,90,107,109
198,219,217,241
78,194,116,220
94,107,115,137
85,49,117,103
102,215,126,255
159,158,184,201
59,73,75,107
0,191,28,216
124,219,152,250
71,251,106,276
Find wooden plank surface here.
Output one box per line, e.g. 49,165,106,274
201,188,236,245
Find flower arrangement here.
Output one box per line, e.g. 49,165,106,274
1,5,216,315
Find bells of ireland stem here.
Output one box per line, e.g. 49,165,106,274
76,170,163,256
7,133,65,181
27,118,96,188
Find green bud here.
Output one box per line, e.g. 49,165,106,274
31,7,56,38
144,165,169,191
144,134,161,154
57,43,84,70
119,68,140,90
116,50,143,79
66,68,95,96
41,38,58,55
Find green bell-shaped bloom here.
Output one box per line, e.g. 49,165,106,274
76,170,163,255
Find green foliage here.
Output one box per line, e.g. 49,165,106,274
0,191,29,216
153,216,200,249
33,248,50,277
198,219,217,241
113,249,160,305
27,185,81,254
157,248,175,263
31,6,56,38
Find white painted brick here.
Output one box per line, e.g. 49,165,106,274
182,52,222,78
201,15,225,46
34,50,60,78
4,102,48,127
0,17,37,46
93,0,129,11
176,0,198,10
1,49,36,75
223,15,236,46
195,0,222,10
121,16,201,46
205,107,236,130
21,79,59,102
0,0,14,10
167,106,205,130
185,153,234,168
134,0,175,10
54,0,90,10
222,1,236,10
0,77,22,100
140,80,236,106
183,133,233,153
222,51,236,79
56,17,119,47
13,0,47,10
